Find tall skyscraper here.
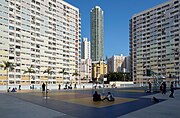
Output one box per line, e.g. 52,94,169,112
90,6,104,61
81,38,91,59
130,0,180,86
0,0,81,87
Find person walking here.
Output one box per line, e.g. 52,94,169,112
169,82,175,98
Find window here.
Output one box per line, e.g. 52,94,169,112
9,8,13,12
174,1,179,4
9,26,14,30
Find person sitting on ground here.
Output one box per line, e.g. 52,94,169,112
102,92,115,101
8,87,11,92
11,88,17,92
93,91,101,101
64,84,67,89
151,96,159,103
68,84,72,89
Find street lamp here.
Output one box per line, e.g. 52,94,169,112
123,68,126,81
102,58,105,95
172,48,180,87
43,67,55,99
100,56,107,95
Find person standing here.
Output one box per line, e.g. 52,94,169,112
74,83,77,89
160,83,163,94
148,81,152,92
42,83,45,92
169,82,175,98
58,84,61,90
162,82,166,94
18,85,21,90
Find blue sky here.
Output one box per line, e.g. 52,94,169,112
65,0,167,57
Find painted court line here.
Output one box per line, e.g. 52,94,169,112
117,90,145,93
61,97,137,108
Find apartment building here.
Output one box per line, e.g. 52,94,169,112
0,0,81,87
130,0,180,86
107,55,130,73
81,38,91,59
79,59,92,83
80,37,92,83
90,6,104,61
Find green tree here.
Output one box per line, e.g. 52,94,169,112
43,67,55,81
85,75,89,80
72,70,80,79
108,72,133,82
118,72,124,81
108,72,117,81
43,67,55,97
125,72,132,81
23,66,36,85
59,68,68,82
72,70,80,83
0,61,15,92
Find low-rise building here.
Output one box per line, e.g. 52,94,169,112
92,61,107,82
80,59,92,83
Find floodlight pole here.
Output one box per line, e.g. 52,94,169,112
46,81,48,99
102,58,105,95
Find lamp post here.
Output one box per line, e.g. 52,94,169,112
101,56,107,95
99,57,104,94
102,58,105,95
172,48,180,87
153,57,162,92
43,67,55,99
123,68,126,81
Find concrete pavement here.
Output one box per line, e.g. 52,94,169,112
119,89,180,118
0,88,180,118
0,93,75,118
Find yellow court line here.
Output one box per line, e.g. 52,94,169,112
17,90,41,93
33,92,78,96
117,90,145,93
62,97,137,108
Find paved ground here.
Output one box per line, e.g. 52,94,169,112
0,87,179,118
120,89,180,118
